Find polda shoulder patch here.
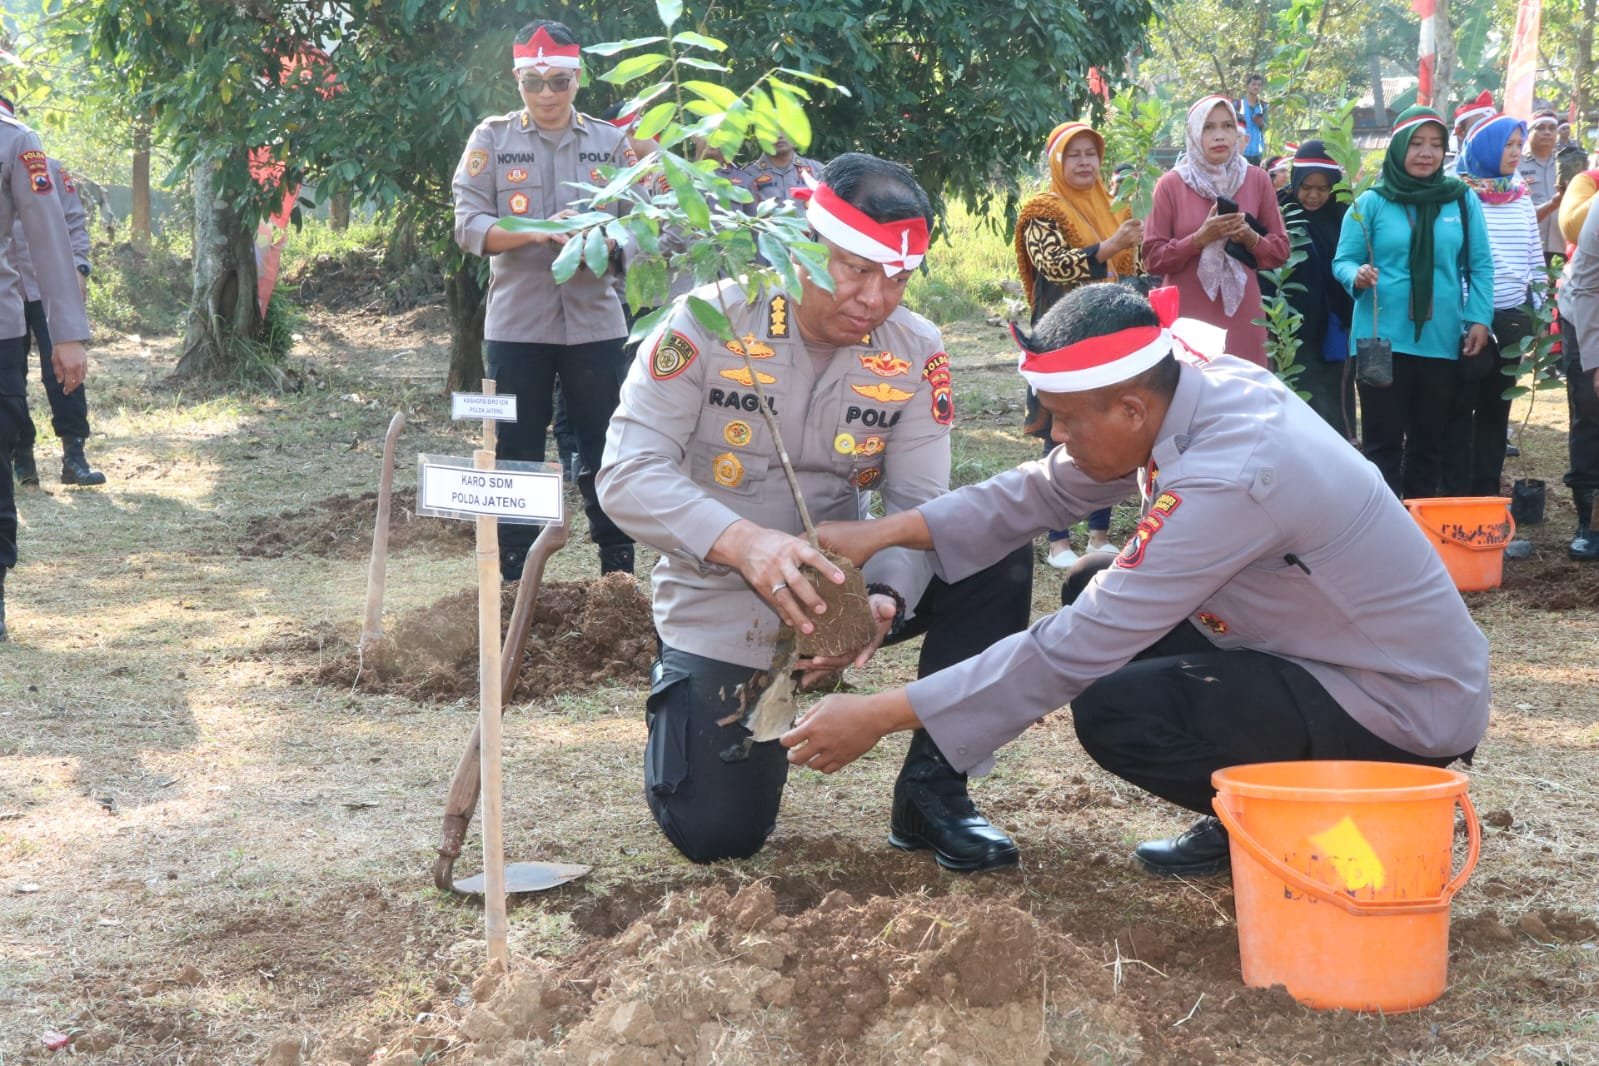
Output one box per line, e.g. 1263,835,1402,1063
651,331,699,381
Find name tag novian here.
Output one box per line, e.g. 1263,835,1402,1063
451,393,519,422
416,455,563,525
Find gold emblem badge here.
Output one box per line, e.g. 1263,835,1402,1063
853,466,882,490
850,382,914,403
857,435,886,457
650,331,699,381
723,420,753,447
719,367,777,387
859,351,910,377
506,167,528,183
768,295,789,338
726,333,776,359
712,452,745,488
466,149,488,177
833,433,856,455
508,191,530,215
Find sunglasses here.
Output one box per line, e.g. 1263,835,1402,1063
519,75,574,94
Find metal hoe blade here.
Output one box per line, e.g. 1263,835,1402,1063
452,861,591,895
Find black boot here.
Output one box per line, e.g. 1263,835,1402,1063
1571,489,1599,561
12,446,39,487
0,567,8,642
599,544,635,576
1133,816,1231,877
889,729,1019,872
60,438,106,486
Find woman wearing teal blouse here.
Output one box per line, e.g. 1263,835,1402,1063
1333,106,1495,500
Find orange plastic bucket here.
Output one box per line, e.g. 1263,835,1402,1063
1212,761,1480,1012
1403,496,1514,592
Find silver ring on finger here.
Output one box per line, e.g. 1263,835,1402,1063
771,582,788,595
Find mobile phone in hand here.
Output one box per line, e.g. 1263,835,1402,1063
1216,196,1239,216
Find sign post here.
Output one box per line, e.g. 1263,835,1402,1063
473,381,509,969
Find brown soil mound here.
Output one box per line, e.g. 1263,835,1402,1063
793,551,875,658
370,884,1092,1064
239,489,471,561
314,573,655,701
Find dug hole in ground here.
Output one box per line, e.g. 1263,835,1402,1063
0,300,1595,1065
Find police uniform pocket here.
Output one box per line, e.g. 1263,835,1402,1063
690,443,770,497
496,164,542,220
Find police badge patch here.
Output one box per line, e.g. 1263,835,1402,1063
723,420,754,447
712,452,745,488
467,149,489,177
508,191,531,215
922,353,955,426
651,331,699,380
20,150,50,193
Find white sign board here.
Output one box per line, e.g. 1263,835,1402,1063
416,454,563,526
451,392,519,422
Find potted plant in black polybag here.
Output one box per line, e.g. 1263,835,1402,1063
1318,108,1392,386
1502,265,1564,525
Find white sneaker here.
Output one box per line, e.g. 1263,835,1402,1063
1047,544,1080,568
1088,541,1120,554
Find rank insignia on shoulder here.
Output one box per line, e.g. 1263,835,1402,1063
60,168,77,194
723,420,754,447
712,452,745,488
506,167,528,183
858,333,873,346
726,334,776,359
853,466,882,490
508,191,531,215
859,351,910,377
833,432,856,455
851,382,913,403
767,296,789,338
519,111,531,130
1197,612,1229,636
651,331,699,380
467,149,489,177
720,366,777,387
922,352,954,426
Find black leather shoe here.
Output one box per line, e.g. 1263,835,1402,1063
60,438,106,486
599,544,635,576
889,729,1019,872
12,447,39,486
500,544,529,584
1133,816,1231,877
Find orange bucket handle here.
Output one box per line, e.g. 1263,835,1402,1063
1212,790,1481,918
1408,505,1516,552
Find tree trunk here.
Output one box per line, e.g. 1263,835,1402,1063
1367,21,1386,121
329,190,351,232
1433,0,1457,119
445,265,486,393
131,122,152,254
175,157,263,380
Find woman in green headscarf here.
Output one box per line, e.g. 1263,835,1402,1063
1333,106,1494,500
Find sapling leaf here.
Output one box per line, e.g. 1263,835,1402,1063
688,294,733,339
551,231,585,283
585,36,668,57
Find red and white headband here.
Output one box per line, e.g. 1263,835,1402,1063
795,175,929,276
1392,110,1446,139
1293,156,1342,173
1013,287,1224,393
513,27,580,72
1529,113,1559,130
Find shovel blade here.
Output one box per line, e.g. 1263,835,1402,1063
452,861,591,896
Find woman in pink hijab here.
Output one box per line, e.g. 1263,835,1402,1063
1144,95,1289,366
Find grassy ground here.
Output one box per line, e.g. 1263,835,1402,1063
0,235,1595,1063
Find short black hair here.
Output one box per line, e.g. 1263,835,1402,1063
0,93,14,115
1025,284,1179,402
516,19,578,47
818,152,933,230
1247,73,1264,85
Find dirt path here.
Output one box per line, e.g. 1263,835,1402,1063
0,313,1595,1064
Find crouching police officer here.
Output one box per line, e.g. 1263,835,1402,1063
1,110,92,640
786,282,1489,878
598,153,1032,871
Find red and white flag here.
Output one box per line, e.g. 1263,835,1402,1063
1503,0,1543,120
1413,0,1436,106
